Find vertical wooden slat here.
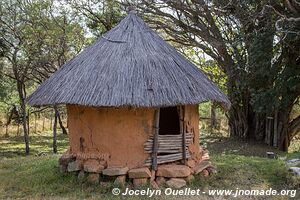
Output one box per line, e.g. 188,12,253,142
180,106,187,164
273,110,278,147
152,108,160,171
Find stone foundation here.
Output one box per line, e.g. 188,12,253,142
59,147,214,188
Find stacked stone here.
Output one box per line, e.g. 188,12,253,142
58,147,217,188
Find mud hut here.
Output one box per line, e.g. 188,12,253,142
28,11,230,185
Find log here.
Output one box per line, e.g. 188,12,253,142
181,106,187,165
145,145,188,148
152,109,160,171
144,152,191,166
149,133,192,139
144,148,189,153
145,138,192,143
144,141,192,147
145,147,188,151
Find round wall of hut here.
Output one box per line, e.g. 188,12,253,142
66,104,200,169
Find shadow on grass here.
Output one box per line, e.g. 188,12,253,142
0,131,69,158
201,134,286,158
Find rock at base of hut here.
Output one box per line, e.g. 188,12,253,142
87,173,100,184
78,170,85,182
194,161,211,174
59,152,74,167
166,178,186,189
156,165,191,178
202,169,209,177
187,159,196,168
287,159,300,166
67,160,82,172
114,175,126,186
128,167,151,178
59,164,67,173
206,166,218,174
202,150,210,160
288,167,300,176
184,175,195,184
150,170,156,182
150,180,159,189
156,177,166,186
133,178,148,188
83,159,104,173
102,167,129,176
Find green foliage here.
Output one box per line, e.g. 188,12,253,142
181,48,227,93
0,78,18,112
199,102,225,119
0,0,87,122
69,0,125,37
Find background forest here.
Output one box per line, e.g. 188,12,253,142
1,0,300,199
1,0,299,152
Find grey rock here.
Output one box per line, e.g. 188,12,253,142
286,159,300,166
288,167,300,176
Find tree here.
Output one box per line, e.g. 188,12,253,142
180,47,227,130
0,0,32,154
67,0,125,37
136,0,300,150
0,0,85,154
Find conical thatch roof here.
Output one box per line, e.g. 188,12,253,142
28,11,230,108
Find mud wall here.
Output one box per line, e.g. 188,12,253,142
66,104,200,169
184,105,201,160
67,105,155,168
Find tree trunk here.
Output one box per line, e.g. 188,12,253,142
56,108,68,135
210,101,217,131
53,107,58,154
42,117,45,131
34,113,37,133
21,101,29,154
50,114,53,130
228,85,294,152
16,81,29,155
5,108,13,137
5,124,9,137
227,80,250,139
17,123,20,136
27,109,30,135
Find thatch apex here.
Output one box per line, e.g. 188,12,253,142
28,11,230,108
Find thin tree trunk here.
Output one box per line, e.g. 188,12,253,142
210,101,217,133
34,113,37,133
17,123,20,136
42,117,45,131
27,109,30,136
273,110,278,147
56,108,67,135
53,106,58,153
16,80,30,155
5,109,12,137
5,124,9,137
50,114,53,130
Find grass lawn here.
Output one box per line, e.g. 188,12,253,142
0,130,299,199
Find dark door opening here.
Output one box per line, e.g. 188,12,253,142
159,106,180,135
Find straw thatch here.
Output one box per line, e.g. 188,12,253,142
28,11,230,108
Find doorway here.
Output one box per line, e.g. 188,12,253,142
159,106,180,135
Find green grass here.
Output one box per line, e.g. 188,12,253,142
0,155,121,199
0,131,299,199
0,131,69,158
192,155,287,189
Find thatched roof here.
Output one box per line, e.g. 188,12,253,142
28,11,230,108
